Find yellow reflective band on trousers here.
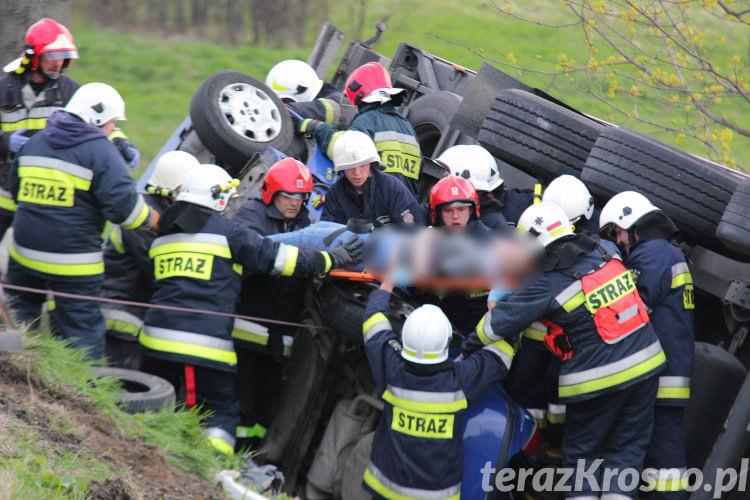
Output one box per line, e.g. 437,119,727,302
657,376,691,400
0,117,47,132
140,326,237,366
558,341,666,398
10,242,104,276
205,427,235,455
645,468,688,492
102,309,143,337
364,463,460,500
392,407,454,439
363,312,391,342
382,385,467,414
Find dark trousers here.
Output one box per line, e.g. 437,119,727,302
139,354,240,444
6,259,105,360
563,376,658,499
236,346,284,431
643,406,688,500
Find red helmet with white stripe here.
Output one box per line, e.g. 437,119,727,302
24,18,78,71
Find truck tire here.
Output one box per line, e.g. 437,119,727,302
190,71,293,176
582,127,746,253
406,91,467,157
478,89,605,181
717,179,750,257
683,342,747,468
93,367,176,414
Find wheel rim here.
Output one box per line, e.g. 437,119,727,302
218,82,282,143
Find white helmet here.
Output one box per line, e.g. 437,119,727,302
599,191,659,230
265,59,323,103
436,144,503,192
332,130,380,172
401,304,452,365
148,151,201,192
64,82,126,126
517,202,574,247
176,164,238,212
542,175,595,223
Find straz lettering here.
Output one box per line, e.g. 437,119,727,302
683,284,695,310
391,407,454,439
585,270,636,313
382,152,421,180
18,177,73,207
154,252,213,280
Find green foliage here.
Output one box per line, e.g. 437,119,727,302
65,0,748,173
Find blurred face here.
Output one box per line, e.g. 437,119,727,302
100,120,117,136
440,204,471,231
614,226,631,247
35,53,64,81
273,192,304,219
343,163,372,192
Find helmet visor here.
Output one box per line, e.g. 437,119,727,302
43,50,79,61
278,191,309,201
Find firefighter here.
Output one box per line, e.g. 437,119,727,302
139,164,362,455
0,19,140,241
298,62,422,194
436,144,540,227
231,157,313,444
266,59,353,128
321,130,425,226
463,202,666,499
362,276,514,499
6,82,157,360
542,174,599,235
101,151,200,368
428,175,493,338
600,191,694,500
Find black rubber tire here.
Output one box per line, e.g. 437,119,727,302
316,282,415,343
405,91,466,158
582,127,746,254
190,70,293,177
717,178,750,257
478,89,605,181
683,342,747,468
93,367,176,414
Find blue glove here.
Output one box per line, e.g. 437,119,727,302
488,287,510,304
8,128,29,153
112,137,140,170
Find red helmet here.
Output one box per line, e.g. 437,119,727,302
261,158,313,204
24,18,78,71
429,175,479,224
345,62,402,107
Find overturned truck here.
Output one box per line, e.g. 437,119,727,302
146,22,750,500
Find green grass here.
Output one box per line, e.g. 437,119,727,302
0,331,245,498
65,0,748,173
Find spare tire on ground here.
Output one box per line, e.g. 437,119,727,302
582,127,747,256
190,70,294,176
717,178,750,257
478,89,605,181
93,367,175,414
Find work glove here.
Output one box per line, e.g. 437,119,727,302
328,235,364,269
112,137,141,170
8,128,29,153
298,118,322,136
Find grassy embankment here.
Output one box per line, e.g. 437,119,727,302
66,0,748,173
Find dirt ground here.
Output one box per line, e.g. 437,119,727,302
0,352,225,499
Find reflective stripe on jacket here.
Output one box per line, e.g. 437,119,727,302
362,289,512,499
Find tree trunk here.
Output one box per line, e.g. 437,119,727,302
0,0,72,67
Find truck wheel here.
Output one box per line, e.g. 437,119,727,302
93,367,176,414
406,91,467,157
717,178,750,257
581,128,747,255
190,71,293,176
478,89,604,181
683,342,747,468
